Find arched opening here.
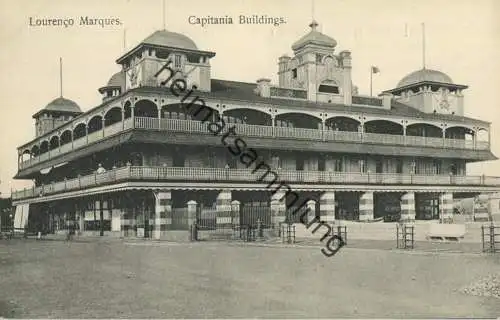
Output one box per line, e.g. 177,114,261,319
104,107,123,126
275,112,321,129
87,115,103,134
21,149,31,162
445,126,473,140
318,80,340,94
31,145,39,157
163,102,219,122
40,141,49,154
364,120,404,135
60,130,72,146
325,116,360,132
49,136,59,150
406,123,442,138
160,104,193,120
476,128,489,142
134,100,158,118
124,102,132,119
223,108,272,126
73,123,87,140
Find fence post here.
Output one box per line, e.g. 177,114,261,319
490,224,495,253
187,200,197,241
481,225,485,252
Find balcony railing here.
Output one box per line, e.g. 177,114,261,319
19,117,490,170
11,166,500,200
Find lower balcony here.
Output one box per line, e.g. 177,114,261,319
11,166,500,201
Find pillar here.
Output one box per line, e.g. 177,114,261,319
400,192,415,222
231,200,240,225
359,192,374,221
187,200,197,227
153,190,171,240
216,190,232,225
439,193,454,222
320,191,336,223
271,191,286,227
306,199,317,223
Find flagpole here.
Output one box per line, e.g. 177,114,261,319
370,67,373,97
59,57,63,97
422,22,426,69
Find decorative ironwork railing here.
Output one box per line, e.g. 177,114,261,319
352,95,383,106
270,87,308,99
11,166,500,200
18,117,489,170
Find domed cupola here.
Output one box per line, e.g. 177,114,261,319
397,68,454,88
115,28,216,92
141,29,198,51
32,96,83,137
385,67,468,116
98,71,125,102
291,20,337,53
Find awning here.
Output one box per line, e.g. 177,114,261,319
13,204,30,230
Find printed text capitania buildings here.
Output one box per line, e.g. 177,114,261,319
11,20,500,239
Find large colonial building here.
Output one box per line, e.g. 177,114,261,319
10,22,500,239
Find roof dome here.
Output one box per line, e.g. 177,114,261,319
397,68,453,88
141,29,198,50
106,71,125,88
44,97,81,113
292,21,337,51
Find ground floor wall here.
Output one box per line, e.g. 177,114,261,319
20,188,488,240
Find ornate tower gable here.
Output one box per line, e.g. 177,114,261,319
116,30,216,93
275,22,352,105
386,68,468,116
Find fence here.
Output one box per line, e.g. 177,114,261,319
396,224,415,249
482,225,500,253
280,224,296,244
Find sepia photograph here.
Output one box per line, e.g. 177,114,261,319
0,0,499,318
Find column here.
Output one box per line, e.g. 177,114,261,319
439,192,454,222
320,191,336,223
271,191,286,227
306,199,317,224
153,190,171,240
231,200,240,226
216,190,232,225
187,200,197,227
400,192,415,222
359,192,374,221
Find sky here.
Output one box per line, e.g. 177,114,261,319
0,0,499,196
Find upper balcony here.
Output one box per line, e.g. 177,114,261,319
16,86,493,174
11,165,500,201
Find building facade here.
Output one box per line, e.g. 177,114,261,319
11,22,500,239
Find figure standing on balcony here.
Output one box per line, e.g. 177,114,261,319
96,163,106,174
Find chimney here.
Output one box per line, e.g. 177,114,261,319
256,78,271,98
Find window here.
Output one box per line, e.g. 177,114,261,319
292,68,298,79
334,158,343,172
359,159,366,173
174,54,182,68
318,85,340,94
396,159,403,174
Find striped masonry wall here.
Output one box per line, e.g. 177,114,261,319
359,192,374,221
439,193,454,221
400,192,416,221
216,190,232,224
320,191,335,223
154,190,171,239
271,191,286,226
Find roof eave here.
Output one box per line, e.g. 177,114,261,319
384,81,469,94
116,43,216,65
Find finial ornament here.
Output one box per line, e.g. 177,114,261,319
309,20,319,31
